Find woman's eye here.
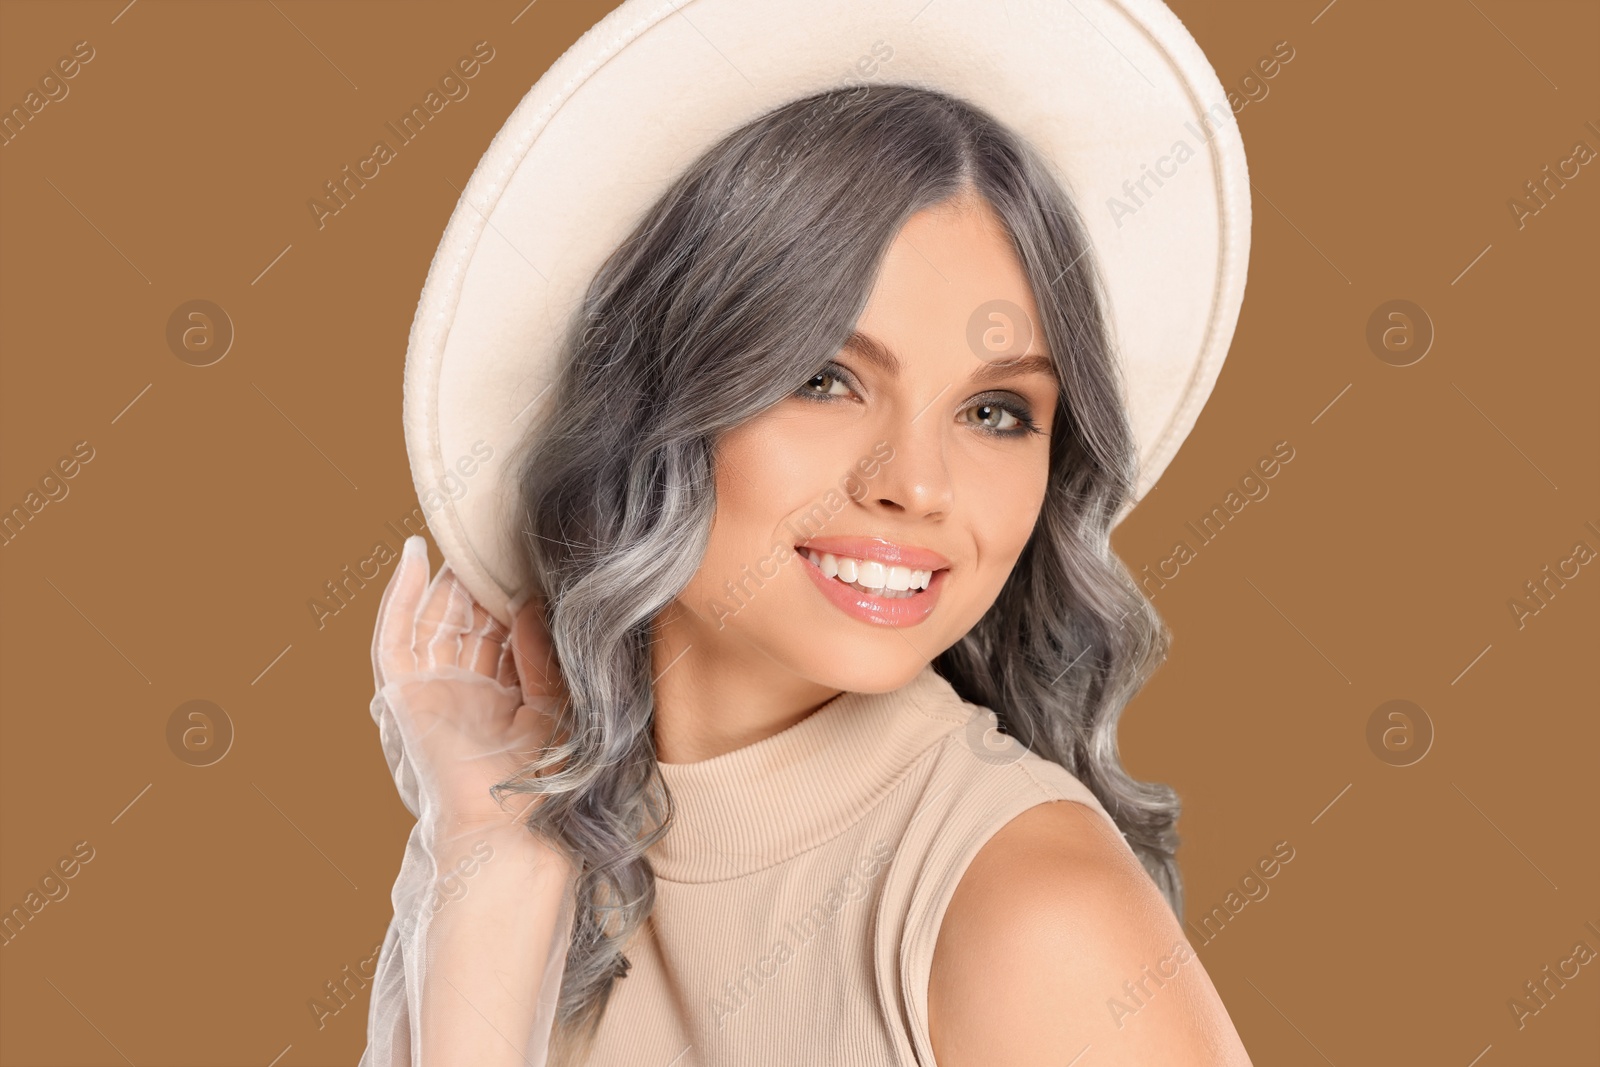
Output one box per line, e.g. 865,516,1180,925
965,398,1044,439
797,367,853,398
970,402,1018,432
796,366,1043,440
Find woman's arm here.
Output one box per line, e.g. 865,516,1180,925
928,800,1253,1066
361,536,576,1066
414,819,574,1064
364,815,575,1066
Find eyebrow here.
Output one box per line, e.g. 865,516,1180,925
841,329,1056,387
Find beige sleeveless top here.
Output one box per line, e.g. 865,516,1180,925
581,662,1130,1066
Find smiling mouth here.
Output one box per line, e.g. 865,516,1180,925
795,546,946,599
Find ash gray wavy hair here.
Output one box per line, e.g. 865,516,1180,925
497,82,1179,1062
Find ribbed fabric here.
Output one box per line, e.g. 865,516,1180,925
582,663,1130,1066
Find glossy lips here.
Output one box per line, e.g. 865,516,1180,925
794,536,951,572
795,539,948,627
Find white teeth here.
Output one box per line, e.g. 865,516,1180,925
803,548,934,592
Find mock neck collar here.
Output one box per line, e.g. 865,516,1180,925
648,663,971,883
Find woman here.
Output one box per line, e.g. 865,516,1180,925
365,83,1252,1066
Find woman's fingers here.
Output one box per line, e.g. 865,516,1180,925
414,563,464,671
402,558,512,680
373,535,431,688
432,565,510,678
370,538,431,822
464,598,508,679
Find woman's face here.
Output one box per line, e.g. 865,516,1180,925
669,190,1060,696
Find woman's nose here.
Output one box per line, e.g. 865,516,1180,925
859,404,954,519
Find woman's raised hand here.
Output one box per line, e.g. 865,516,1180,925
361,537,576,1067
369,535,565,834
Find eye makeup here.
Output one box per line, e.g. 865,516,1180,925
794,361,1047,439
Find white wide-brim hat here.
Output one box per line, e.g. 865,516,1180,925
404,0,1251,625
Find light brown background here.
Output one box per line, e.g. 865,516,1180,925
2,0,1595,1064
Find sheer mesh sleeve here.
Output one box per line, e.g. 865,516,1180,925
358,535,576,1065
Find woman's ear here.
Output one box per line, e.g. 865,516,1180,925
508,584,564,706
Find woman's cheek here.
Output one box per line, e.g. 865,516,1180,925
961,449,1049,569
681,461,805,626
732,403,861,487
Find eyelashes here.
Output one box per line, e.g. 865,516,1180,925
794,362,1046,439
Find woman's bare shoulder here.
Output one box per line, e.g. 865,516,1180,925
927,799,1253,1067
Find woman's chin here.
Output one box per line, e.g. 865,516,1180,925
773,647,932,696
